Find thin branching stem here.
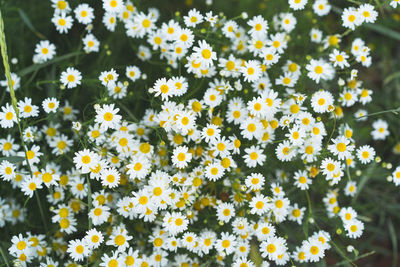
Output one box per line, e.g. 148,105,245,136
0,9,48,232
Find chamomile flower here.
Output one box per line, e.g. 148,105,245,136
276,140,296,162
250,194,269,215
203,89,223,107
0,72,20,91
99,68,119,87
248,15,268,37
262,47,280,66
358,4,378,24
340,90,357,107
83,34,100,53
21,176,43,198
52,12,73,34
103,0,124,13
356,145,375,164
205,11,217,26
288,203,305,224
306,59,335,83
17,98,39,118
391,167,400,186
0,103,17,128
344,181,357,197
288,0,308,10
73,149,99,174
244,145,266,168
358,88,373,105
241,60,262,82
9,234,33,257
74,3,94,24
42,97,59,113
329,49,350,69
101,167,120,188
95,104,122,130
216,232,237,255
342,7,362,30
23,145,43,166
152,78,175,101
313,0,331,16
267,32,287,54
51,0,71,13
67,239,89,262
311,90,334,113
192,40,217,68
172,146,192,169
60,67,82,89
240,118,263,140
201,124,221,142
127,156,151,180
303,238,324,262
310,28,323,43
34,40,56,62
328,136,354,160
126,65,141,82
371,119,389,140
260,236,286,261
320,157,343,183
390,0,400,8
163,212,189,235
204,162,225,181
293,170,312,190
271,196,290,222
106,226,133,252
344,219,364,239
0,160,16,181
339,207,358,223
103,12,117,31
216,203,235,223
183,9,204,27
89,205,111,226
39,166,60,187
245,173,265,191
222,20,238,39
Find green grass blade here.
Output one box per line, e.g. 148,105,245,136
0,156,25,164
18,51,82,77
388,219,398,267
17,8,45,39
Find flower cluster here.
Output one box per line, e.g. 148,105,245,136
1,0,399,266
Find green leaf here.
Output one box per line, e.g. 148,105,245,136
0,156,25,164
249,241,263,267
384,71,400,85
316,260,328,267
388,219,398,267
365,23,400,42
18,9,36,33
18,51,82,77
18,9,46,39
352,163,376,203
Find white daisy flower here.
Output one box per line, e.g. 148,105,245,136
60,67,82,89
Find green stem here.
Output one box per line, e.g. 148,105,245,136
325,112,337,149
35,191,49,232
357,106,400,119
87,175,92,229
0,9,32,173
0,9,48,233
305,190,312,215
346,164,352,181
0,246,10,267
